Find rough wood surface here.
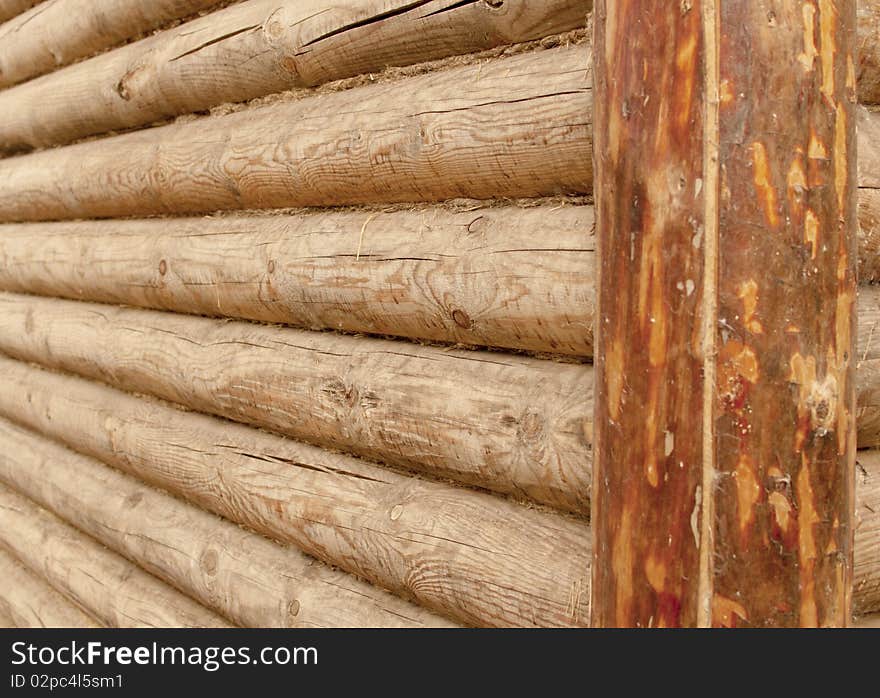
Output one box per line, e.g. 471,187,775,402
0,293,592,514
0,0,37,24
0,0,590,149
859,1,880,104
0,45,591,221
592,0,857,627
858,107,880,279
0,483,232,628
0,605,14,628
0,417,456,628
0,355,591,628
0,0,231,89
0,548,102,628
856,451,880,615
0,205,595,356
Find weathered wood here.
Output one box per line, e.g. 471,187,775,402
0,45,591,221
0,0,231,89
859,2,880,104
0,483,232,628
0,293,592,514
0,548,102,628
0,205,595,356
0,355,591,628
858,107,880,279
0,0,590,149
856,451,880,615
592,1,857,627
0,606,14,628
0,0,37,24
0,417,456,629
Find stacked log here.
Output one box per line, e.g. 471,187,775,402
0,549,102,628
0,0,590,149
0,294,593,514
0,356,591,628
0,483,232,628
0,0,232,89
0,416,456,628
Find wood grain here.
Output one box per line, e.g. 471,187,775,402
859,1,880,104
0,417,457,628
592,0,857,627
0,0,231,89
0,205,595,356
0,483,232,628
0,0,590,148
0,0,37,24
0,293,593,514
856,450,880,615
0,44,592,220
0,355,590,628
0,548,102,628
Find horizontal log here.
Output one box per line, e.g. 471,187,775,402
0,0,590,150
860,2,880,104
0,417,456,628
0,483,232,628
0,45,592,221
0,205,595,356
0,606,14,628
0,0,37,24
0,293,592,514
0,356,590,628
0,0,231,89
857,451,880,614
0,548,102,628
0,189,878,354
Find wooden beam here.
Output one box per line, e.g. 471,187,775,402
0,0,589,148
592,1,857,627
0,483,232,628
0,355,591,628
0,292,592,514
0,1,231,89
0,205,596,356
0,548,102,628
0,417,457,628
0,45,592,220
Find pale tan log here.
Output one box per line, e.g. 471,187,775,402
858,107,880,279
0,606,14,627
0,483,232,628
0,0,231,89
0,293,591,514
0,548,102,628
0,0,37,24
0,417,456,629
0,205,595,356
856,451,880,614
853,613,880,627
0,45,591,221
0,0,590,149
0,356,590,628
859,2,880,105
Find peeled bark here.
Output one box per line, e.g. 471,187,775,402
0,355,591,628
0,548,102,628
0,417,456,628
592,1,857,627
0,0,590,148
0,293,592,514
0,0,231,89
0,45,592,221
0,483,232,628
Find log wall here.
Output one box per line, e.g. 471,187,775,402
0,1,877,628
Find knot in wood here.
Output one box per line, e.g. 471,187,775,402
451,308,472,329
200,549,219,576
